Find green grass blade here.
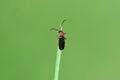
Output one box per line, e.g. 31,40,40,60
54,48,62,80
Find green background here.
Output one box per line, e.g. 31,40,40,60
0,0,120,80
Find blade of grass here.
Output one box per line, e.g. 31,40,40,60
54,48,62,80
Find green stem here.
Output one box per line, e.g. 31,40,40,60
54,48,62,80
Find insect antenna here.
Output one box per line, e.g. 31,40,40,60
60,19,67,31
50,28,59,31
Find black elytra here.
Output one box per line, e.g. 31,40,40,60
58,36,65,50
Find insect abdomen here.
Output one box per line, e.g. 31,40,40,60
59,37,65,50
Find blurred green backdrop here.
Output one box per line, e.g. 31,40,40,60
0,0,120,80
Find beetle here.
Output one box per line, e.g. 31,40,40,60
50,19,67,50
58,30,66,50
